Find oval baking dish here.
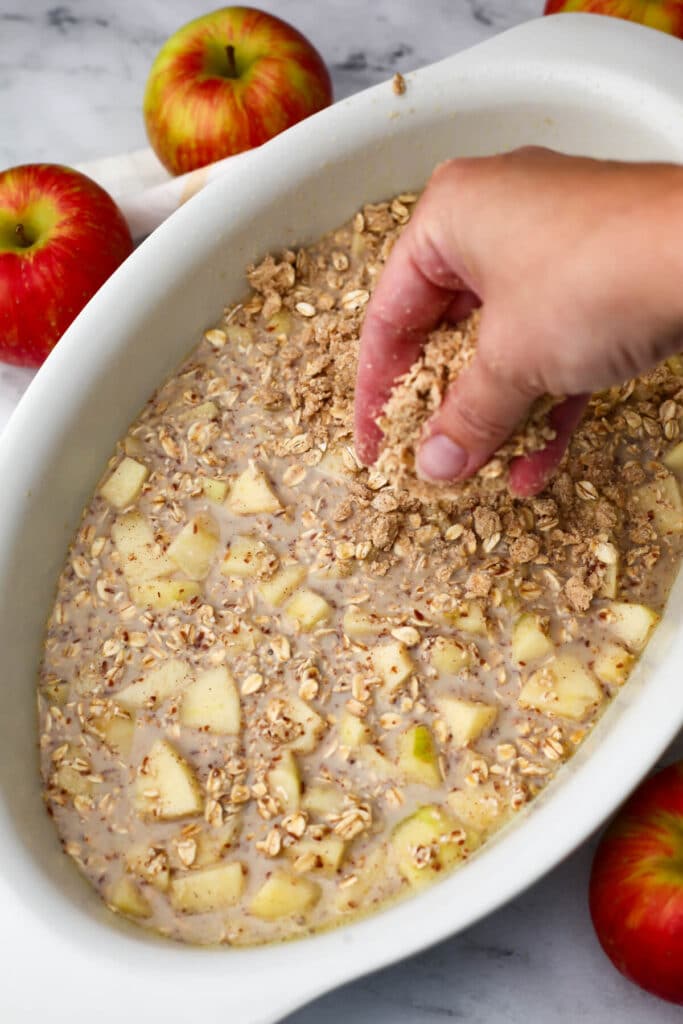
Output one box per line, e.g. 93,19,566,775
2,15,683,1024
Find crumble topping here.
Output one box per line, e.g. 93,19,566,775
392,72,407,96
374,310,561,502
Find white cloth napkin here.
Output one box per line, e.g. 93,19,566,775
75,146,252,242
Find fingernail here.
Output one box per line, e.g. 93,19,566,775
417,434,468,481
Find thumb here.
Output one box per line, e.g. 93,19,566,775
416,343,535,483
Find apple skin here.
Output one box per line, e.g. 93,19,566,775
0,164,133,367
589,760,683,1005
144,6,333,176
545,0,683,36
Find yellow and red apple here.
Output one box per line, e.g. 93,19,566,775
545,0,683,36
0,164,133,367
589,760,683,1005
143,6,333,176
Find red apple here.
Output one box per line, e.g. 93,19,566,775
0,164,133,367
545,0,683,37
589,760,683,1005
143,6,333,176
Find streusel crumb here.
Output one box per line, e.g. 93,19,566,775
375,310,560,502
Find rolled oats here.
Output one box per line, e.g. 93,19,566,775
38,190,683,950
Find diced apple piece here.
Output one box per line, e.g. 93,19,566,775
666,353,683,375
358,744,395,779
342,606,387,642
100,457,149,509
193,818,242,868
130,579,201,609
167,513,219,579
339,710,371,747
437,697,497,746
285,589,332,631
454,602,488,635
201,477,229,503
224,620,263,656
302,785,346,818
192,400,219,420
116,658,191,710
123,435,146,458
111,510,153,556
226,323,253,346
42,679,68,705
398,725,442,787
664,441,683,474
221,535,275,578
134,740,203,820
593,643,634,687
267,750,301,812
179,666,240,734
285,696,326,754
257,564,307,606
391,805,474,887
112,512,174,583
334,846,387,913
108,875,152,918
511,614,554,666
447,785,508,834
227,464,282,515
518,654,604,722
266,310,292,335
92,707,135,759
287,836,346,874
249,869,321,920
440,601,488,636
429,637,471,674
53,760,94,798
605,601,660,652
371,641,414,691
170,862,246,914
126,845,170,892
635,475,683,533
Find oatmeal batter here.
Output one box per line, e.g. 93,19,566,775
38,194,683,946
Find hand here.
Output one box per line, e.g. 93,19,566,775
355,147,683,496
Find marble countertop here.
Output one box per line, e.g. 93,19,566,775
1,2,681,1022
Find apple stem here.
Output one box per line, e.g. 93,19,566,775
225,44,238,79
14,223,31,248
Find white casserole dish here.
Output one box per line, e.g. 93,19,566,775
2,14,683,1023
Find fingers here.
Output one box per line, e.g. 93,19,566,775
354,292,447,467
354,150,593,484
416,312,537,481
355,162,477,465
508,394,589,497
